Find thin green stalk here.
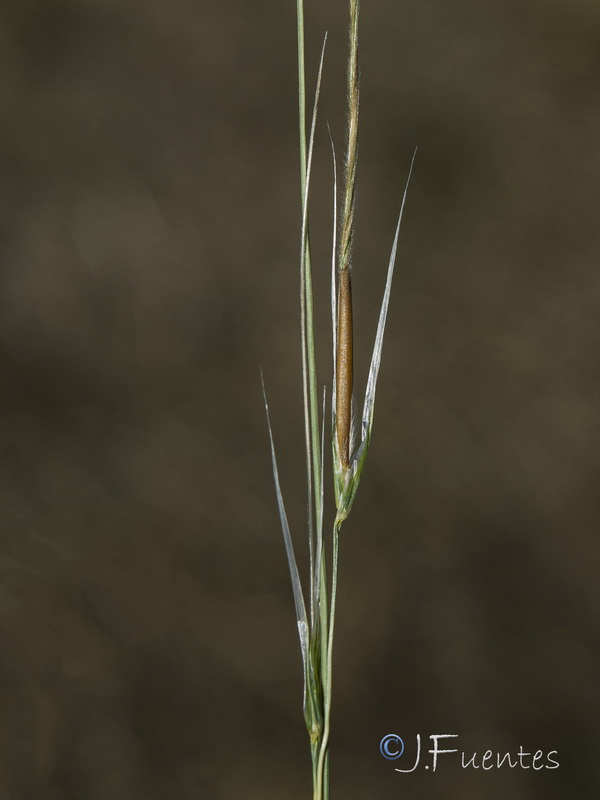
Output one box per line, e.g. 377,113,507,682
314,520,341,800
297,0,315,618
296,0,322,530
298,3,330,786
296,0,307,191
297,0,323,633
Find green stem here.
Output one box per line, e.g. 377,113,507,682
296,0,307,191
296,0,315,609
314,520,341,799
297,0,322,629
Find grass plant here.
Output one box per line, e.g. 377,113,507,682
263,2,415,797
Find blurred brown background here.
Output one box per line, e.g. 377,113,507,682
0,0,599,797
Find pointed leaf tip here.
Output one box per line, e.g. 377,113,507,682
260,372,309,655
361,149,417,443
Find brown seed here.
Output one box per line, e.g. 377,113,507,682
336,267,353,468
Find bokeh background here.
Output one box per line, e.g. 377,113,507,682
0,0,599,797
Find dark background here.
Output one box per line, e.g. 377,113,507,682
0,0,599,798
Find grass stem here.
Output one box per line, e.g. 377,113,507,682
265,2,412,798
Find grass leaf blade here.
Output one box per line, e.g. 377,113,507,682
300,34,327,626
361,148,417,442
261,373,309,656
328,125,339,416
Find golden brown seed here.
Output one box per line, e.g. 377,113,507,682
336,268,353,468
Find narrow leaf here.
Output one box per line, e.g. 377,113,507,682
312,386,327,622
328,124,339,413
361,148,417,444
261,373,309,660
300,34,328,626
